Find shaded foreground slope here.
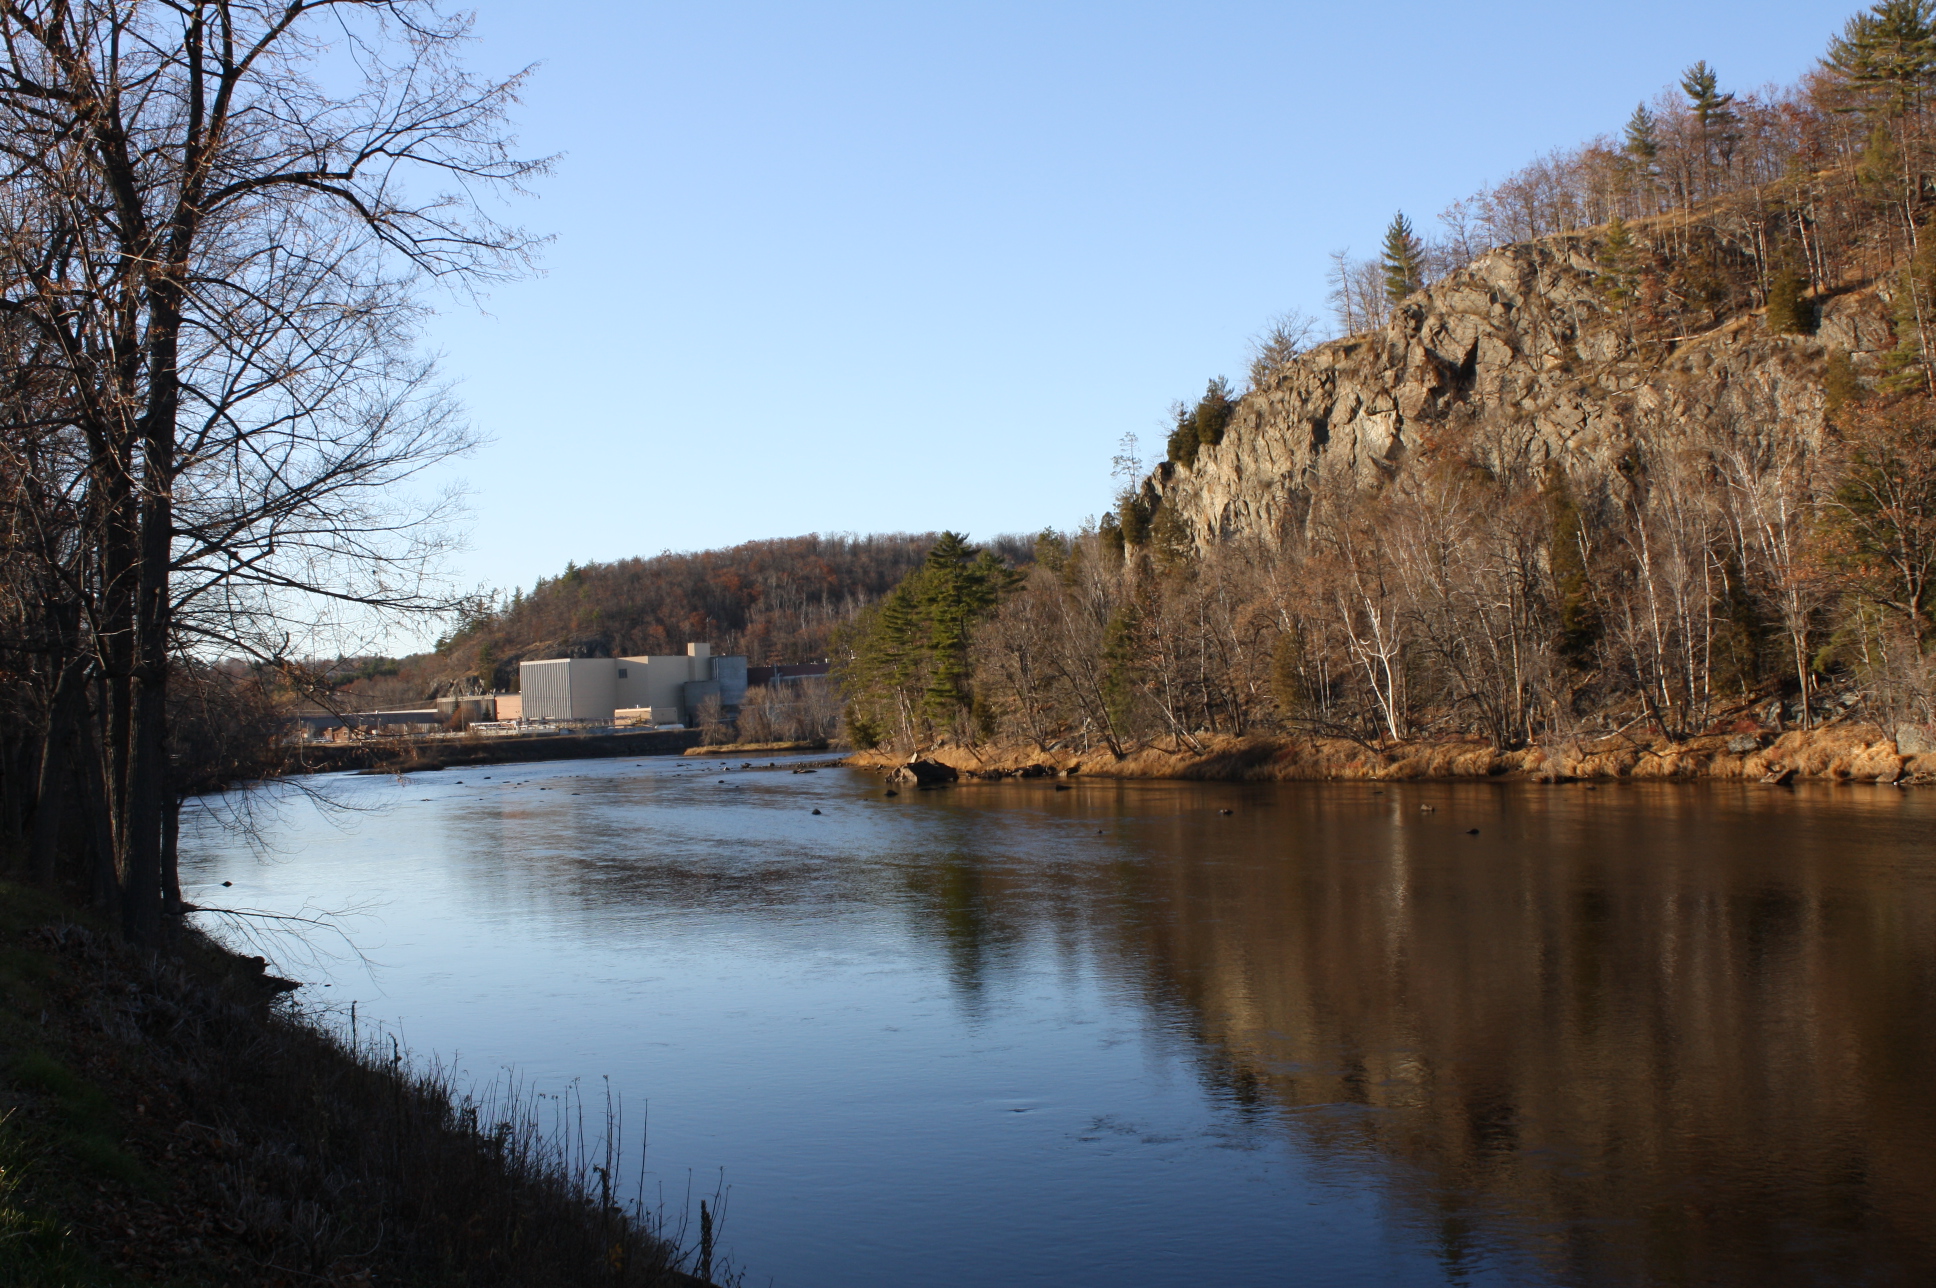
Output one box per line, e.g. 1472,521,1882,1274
0,881,705,1287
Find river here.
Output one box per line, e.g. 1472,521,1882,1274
181,756,1936,1287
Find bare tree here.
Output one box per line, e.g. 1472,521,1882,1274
1713,422,1828,727
1309,490,1408,741
0,0,544,942
1246,309,1319,389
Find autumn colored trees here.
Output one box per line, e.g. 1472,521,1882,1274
847,382,1936,759
434,534,943,690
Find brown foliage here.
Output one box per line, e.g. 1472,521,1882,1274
449,534,941,681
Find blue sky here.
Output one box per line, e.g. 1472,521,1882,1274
418,0,1853,616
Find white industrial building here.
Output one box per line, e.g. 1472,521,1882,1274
518,643,748,726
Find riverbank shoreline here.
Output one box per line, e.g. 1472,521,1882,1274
847,722,1936,786
282,726,704,775
0,879,706,1287
684,739,832,757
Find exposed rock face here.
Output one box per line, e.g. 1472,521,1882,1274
1144,236,1894,545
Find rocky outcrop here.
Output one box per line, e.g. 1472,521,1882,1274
1144,234,1894,546
886,756,960,786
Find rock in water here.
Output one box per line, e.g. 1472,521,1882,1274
887,757,959,787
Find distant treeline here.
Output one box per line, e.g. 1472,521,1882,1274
420,533,1028,695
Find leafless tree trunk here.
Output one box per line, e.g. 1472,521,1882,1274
0,0,544,942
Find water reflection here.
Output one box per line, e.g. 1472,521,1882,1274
184,766,1936,1287
913,780,1936,1286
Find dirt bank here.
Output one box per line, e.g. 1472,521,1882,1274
848,723,1936,786
282,726,704,775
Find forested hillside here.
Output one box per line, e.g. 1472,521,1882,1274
418,533,947,696
840,2,1936,761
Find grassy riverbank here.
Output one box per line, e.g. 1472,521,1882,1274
850,721,1936,785
0,880,705,1287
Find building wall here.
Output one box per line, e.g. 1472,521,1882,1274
520,657,619,721
520,659,572,720
683,679,721,715
615,657,680,713
563,658,616,719
523,645,740,724
714,655,748,706
616,645,717,717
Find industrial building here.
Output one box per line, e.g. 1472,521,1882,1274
518,643,748,726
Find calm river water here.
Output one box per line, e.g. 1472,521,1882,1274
181,756,1936,1287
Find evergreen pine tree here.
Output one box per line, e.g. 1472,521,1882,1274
1824,347,1864,422
1824,0,1936,118
843,703,886,750
1032,528,1068,573
839,533,1020,742
871,579,925,697
1622,104,1659,163
1149,503,1193,568
1119,493,1152,546
1100,604,1140,734
1380,212,1426,305
1884,234,1936,392
1599,217,1641,311
1098,512,1126,562
1165,401,1201,465
1857,122,1905,200
1765,265,1811,335
1193,378,1235,448
917,532,1016,725
1546,478,1599,664
1270,632,1309,716
1680,61,1739,180
1679,61,1734,122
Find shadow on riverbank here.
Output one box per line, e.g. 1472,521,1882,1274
0,879,716,1287
284,726,705,776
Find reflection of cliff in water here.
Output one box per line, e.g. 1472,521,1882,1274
912,782,1936,1286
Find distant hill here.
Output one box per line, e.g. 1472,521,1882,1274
393,533,953,700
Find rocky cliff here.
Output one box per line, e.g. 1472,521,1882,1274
1143,232,1896,545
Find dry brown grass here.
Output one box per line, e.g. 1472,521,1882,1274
849,722,1931,787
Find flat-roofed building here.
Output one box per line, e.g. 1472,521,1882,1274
519,643,747,725
518,657,618,722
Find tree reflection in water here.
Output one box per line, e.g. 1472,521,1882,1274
898,779,1936,1286
186,768,1936,1287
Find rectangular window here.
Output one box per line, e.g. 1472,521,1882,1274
617,668,628,678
